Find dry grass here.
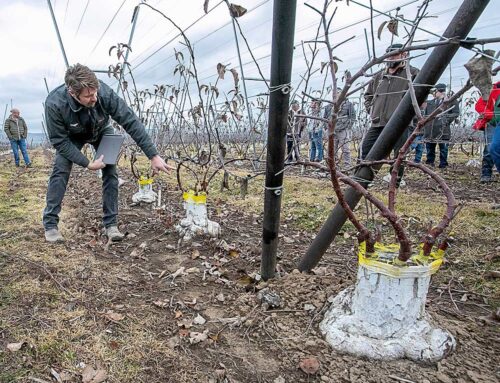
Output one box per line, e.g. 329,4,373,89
0,148,498,382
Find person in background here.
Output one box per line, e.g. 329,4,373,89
362,43,419,187
422,83,460,169
475,81,500,182
42,63,172,243
324,89,356,168
285,100,306,163
411,102,427,163
4,108,31,167
307,100,323,162
488,93,500,174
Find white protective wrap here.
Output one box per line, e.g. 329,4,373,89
132,178,157,203
320,265,455,362
175,192,220,242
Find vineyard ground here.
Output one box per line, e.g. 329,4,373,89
0,148,498,383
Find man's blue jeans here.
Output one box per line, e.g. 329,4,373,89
490,122,500,173
425,142,449,168
411,135,424,163
42,140,119,230
309,130,323,161
10,138,31,166
481,124,498,177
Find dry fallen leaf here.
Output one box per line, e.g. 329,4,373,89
59,371,73,382
50,368,63,383
82,365,108,383
91,369,108,383
178,328,190,337
104,310,125,322
485,253,499,261
175,311,183,319
191,249,200,259
6,341,25,352
209,333,221,342
229,249,240,258
193,314,206,325
189,330,209,344
177,319,193,329
153,299,168,308
298,357,320,375
216,293,225,302
109,340,120,350
237,275,254,287
82,366,96,383
484,270,500,279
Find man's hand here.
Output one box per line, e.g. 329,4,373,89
87,155,106,170
151,155,175,175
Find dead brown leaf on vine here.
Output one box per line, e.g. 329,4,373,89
217,63,226,79
229,4,247,18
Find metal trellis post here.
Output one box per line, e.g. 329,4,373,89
47,0,70,68
261,0,297,280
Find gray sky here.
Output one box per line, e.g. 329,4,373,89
0,0,499,133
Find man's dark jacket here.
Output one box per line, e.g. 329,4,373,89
423,97,460,141
45,80,157,167
324,100,356,132
364,65,419,127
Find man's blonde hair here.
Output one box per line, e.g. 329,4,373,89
65,63,99,96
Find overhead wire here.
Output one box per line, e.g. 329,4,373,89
130,0,225,72
117,0,165,43
88,0,127,56
63,0,70,26
113,0,495,104
75,0,91,37
131,0,271,80
128,0,413,87
194,0,421,84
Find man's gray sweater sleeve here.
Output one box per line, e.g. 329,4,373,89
45,104,90,167
99,82,158,159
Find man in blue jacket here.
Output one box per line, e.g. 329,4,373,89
43,63,171,243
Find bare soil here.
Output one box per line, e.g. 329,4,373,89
0,149,499,383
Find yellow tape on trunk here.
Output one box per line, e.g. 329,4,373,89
138,177,153,186
183,190,207,204
358,241,444,278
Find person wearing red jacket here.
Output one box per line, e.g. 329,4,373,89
475,81,500,182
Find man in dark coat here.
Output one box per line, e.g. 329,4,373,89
43,63,172,243
363,43,419,186
423,83,460,168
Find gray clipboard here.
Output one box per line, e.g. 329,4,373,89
94,134,125,165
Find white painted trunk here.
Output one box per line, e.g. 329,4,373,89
132,180,157,203
175,199,220,242
320,265,455,362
